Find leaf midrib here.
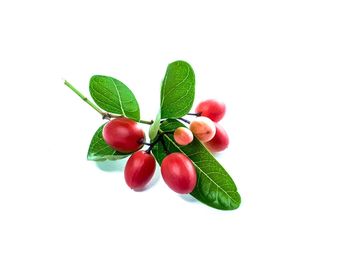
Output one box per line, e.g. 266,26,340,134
161,130,236,205
160,64,190,108
160,74,168,107
111,79,126,116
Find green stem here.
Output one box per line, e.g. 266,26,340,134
64,80,153,125
64,80,104,115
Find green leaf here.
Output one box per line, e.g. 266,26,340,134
89,75,140,121
152,120,240,210
149,111,161,140
87,124,130,161
160,61,195,119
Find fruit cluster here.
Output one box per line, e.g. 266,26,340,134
102,99,228,193
64,60,241,210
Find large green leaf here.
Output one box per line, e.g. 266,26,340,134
160,61,195,119
152,120,240,210
87,124,130,161
89,75,140,121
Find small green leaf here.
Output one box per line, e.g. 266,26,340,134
87,124,130,161
149,111,161,140
152,120,240,210
160,61,195,119
89,75,140,121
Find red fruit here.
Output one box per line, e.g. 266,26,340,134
189,116,216,142
124,151,156,190
174,127,193,146
161,153,197,194
205,123,229,152
103,117,145,153
195,99,226,122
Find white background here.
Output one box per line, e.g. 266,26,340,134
0,0,349,262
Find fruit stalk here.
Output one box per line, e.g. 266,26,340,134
178,117,191,124
187,112,201,116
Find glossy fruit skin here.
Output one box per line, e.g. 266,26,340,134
161,153,197,194
124,151,156,190
195,99,226,122
174,127,193,146
189,116,216,142
205,123,229,152
102,117,145,153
